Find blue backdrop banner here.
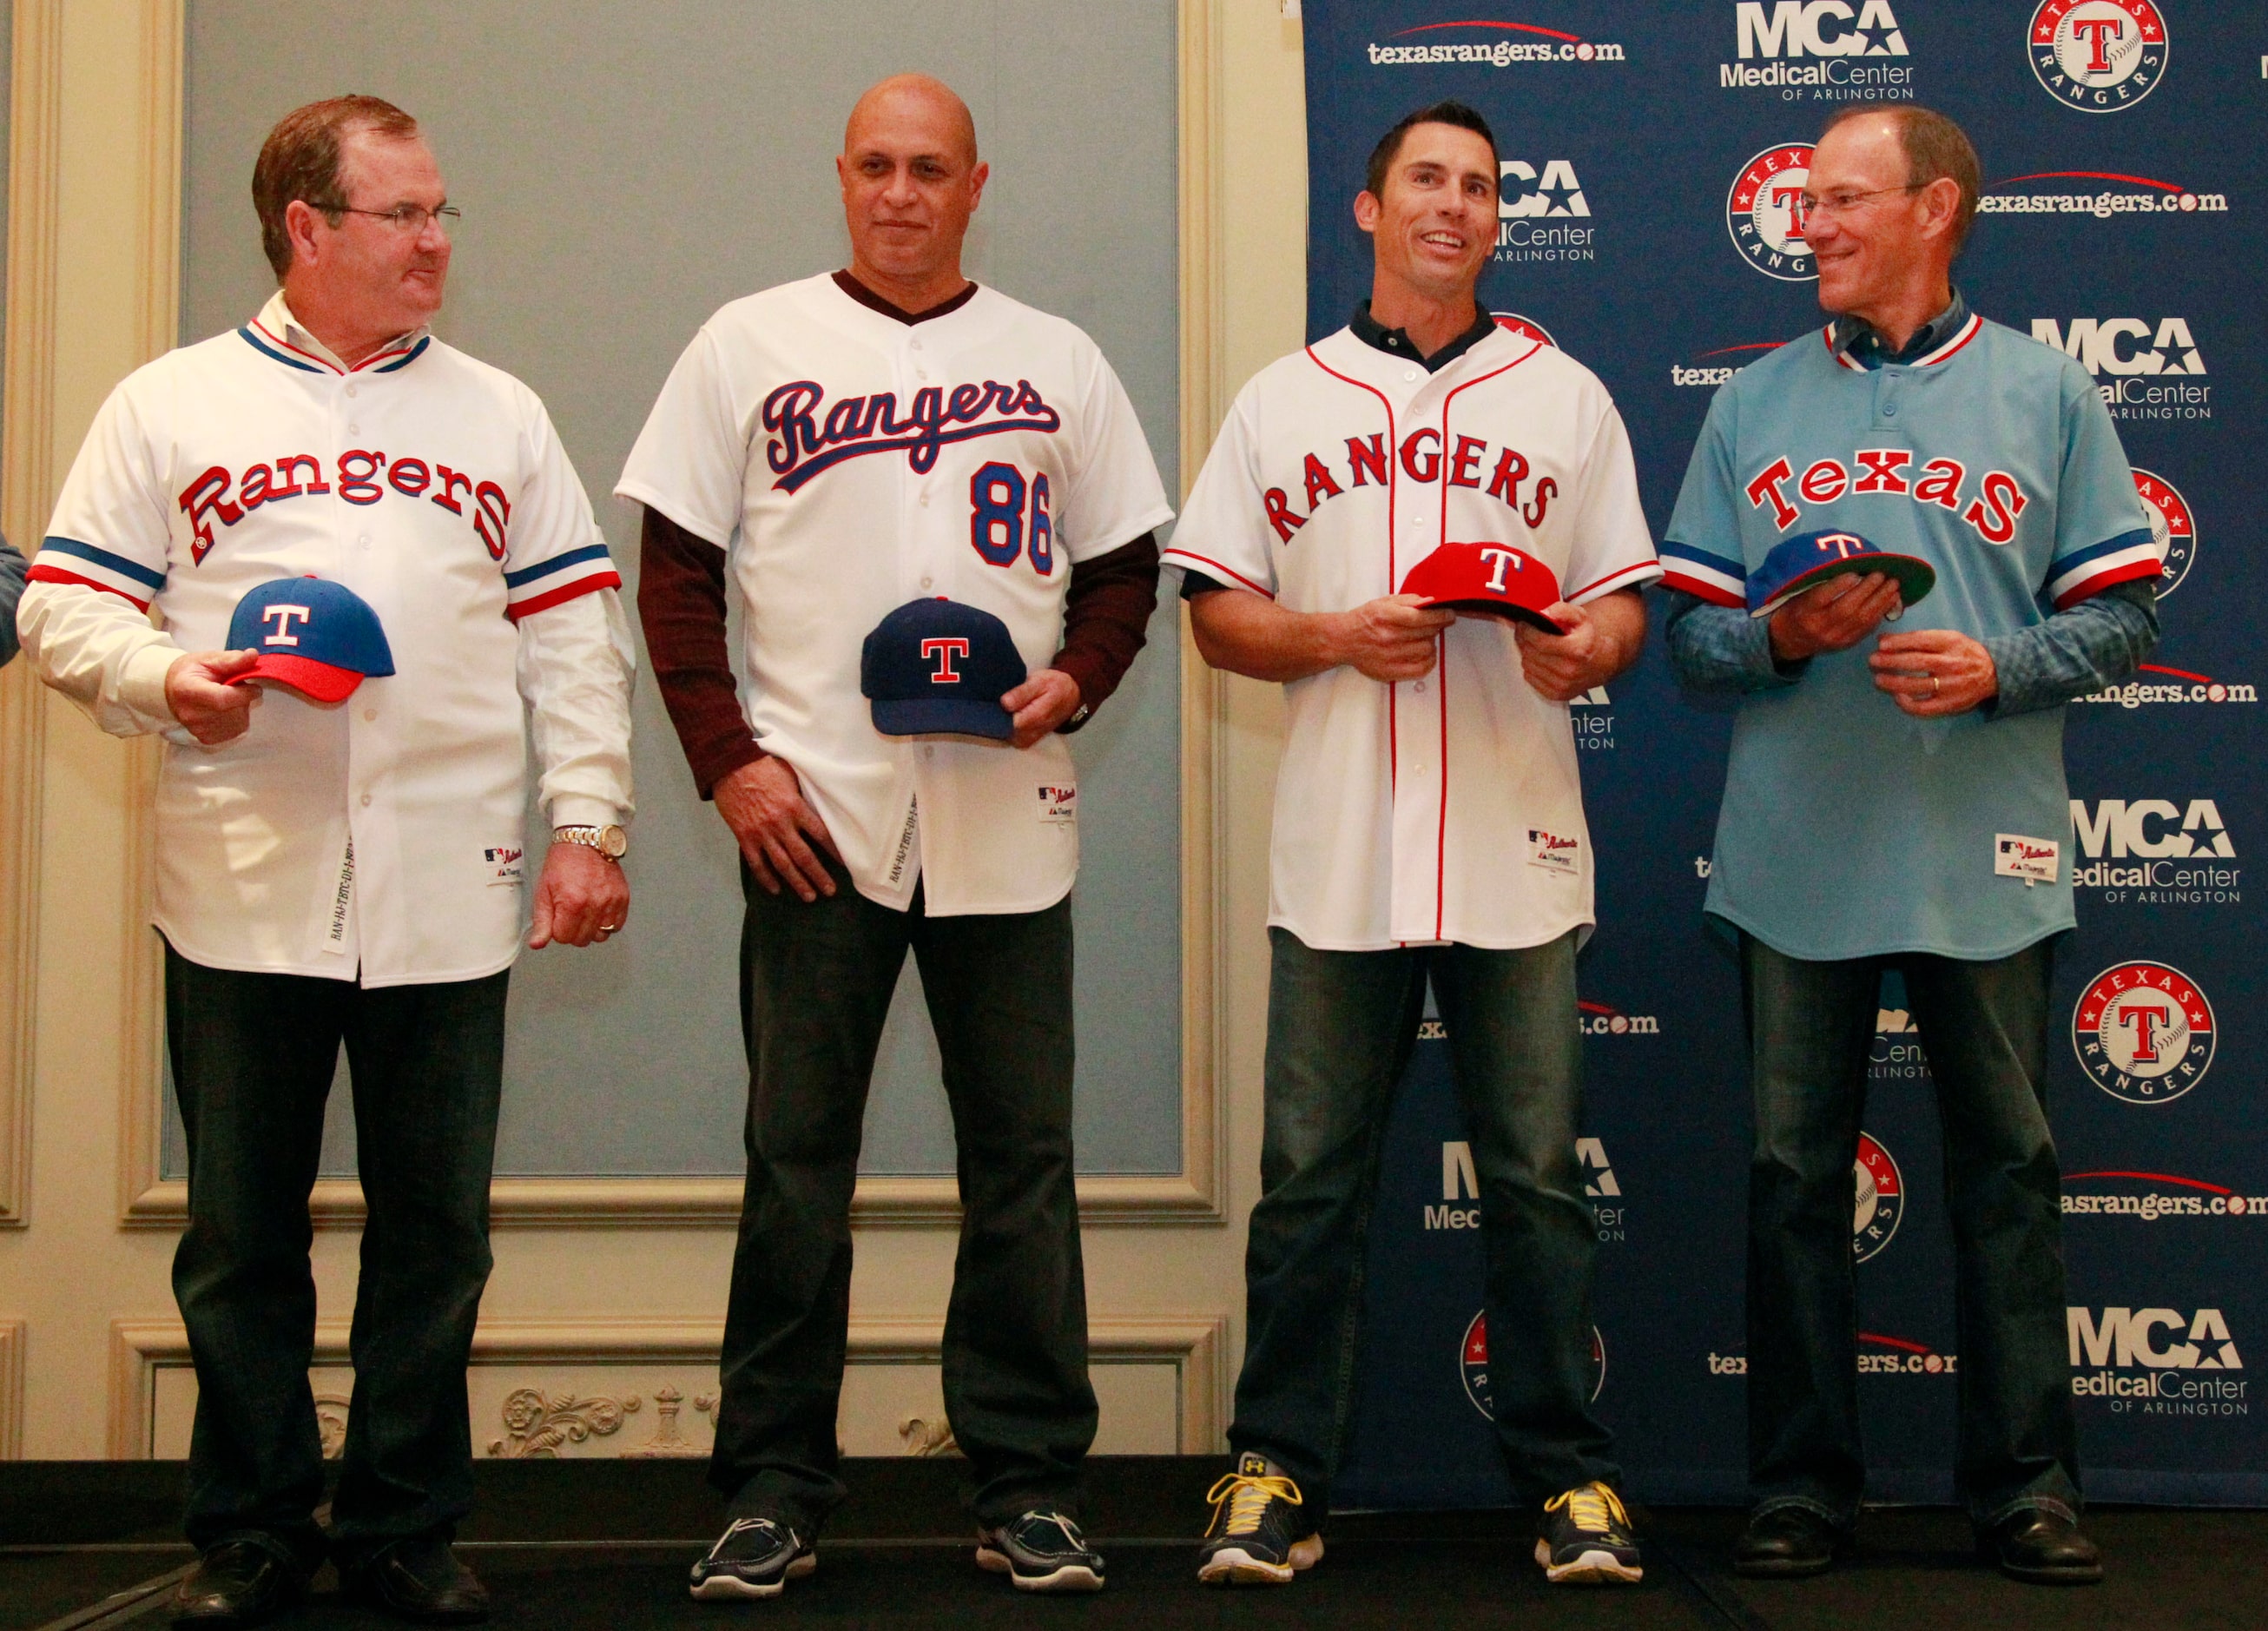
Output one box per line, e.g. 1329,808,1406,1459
1298,0,2266,1509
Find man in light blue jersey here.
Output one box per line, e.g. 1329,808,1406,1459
1662,103,2160,1587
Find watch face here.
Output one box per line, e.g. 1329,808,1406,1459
601,826,629,858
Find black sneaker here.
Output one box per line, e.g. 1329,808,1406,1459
1535,1482,1644,1585
1197,1452,1323,1586
688,1516,817,1601
974,1509,1105,1593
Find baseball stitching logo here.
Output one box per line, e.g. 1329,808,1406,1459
2131,469,2195,596
2028,1,2168,113
1853,1132,1905,1262
1727,143,1816,281
2074,961,2217,1105
1462,1312,1605,1418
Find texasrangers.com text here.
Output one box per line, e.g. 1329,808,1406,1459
1368,40,1625,67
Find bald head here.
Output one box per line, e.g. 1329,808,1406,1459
844,74,979,168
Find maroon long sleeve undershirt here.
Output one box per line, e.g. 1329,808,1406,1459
637,506,1162,799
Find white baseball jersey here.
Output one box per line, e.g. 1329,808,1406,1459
616,274,1173,915
1164,324,1659,951
19,291,635,987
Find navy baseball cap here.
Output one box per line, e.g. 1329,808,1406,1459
1747,529,1935,619
1398,541,1569,633
224,575,396,703
860,598,1026,740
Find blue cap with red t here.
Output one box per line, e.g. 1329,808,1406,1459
224,575,396,703
860,598,1026,739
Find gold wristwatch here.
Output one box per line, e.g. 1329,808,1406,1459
552,823,629,861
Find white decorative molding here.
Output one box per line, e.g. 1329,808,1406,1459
0,0,65,1230
0,1320,25,1456
110,1315,1226,1458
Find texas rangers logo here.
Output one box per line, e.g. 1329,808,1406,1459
920,637,971,683
1853,1132,1905,1263
2132,469,2194,596
761,378,1062,494
2028,2,2168,112
2074,961,2217,1104
260,604,312,646
1726,143,1816,281
1490,311,1556,348
1462,1312,1605,1417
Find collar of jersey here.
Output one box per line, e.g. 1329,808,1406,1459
1349,300,1499,373
1828,288,1974,372
239,290,432,376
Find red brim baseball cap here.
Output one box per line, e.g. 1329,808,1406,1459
230,653,366,704
1398,542,1569,634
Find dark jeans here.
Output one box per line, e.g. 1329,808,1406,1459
164,941,508,1568
710,862,1093,1530
1741,932,2080,1530
1230,928,1617,1511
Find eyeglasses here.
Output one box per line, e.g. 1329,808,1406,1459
323,202,461,235
1795,183,1922,218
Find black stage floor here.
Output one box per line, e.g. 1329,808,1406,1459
4,1459,2262,1630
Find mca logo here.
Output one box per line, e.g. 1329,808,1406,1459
1499,159,1589,219
2070,799,2234,861
2069,1306,2241,1371
1853,1132,1904,1263
2132,469,2196,595
2074,961,2217,1105
1727,143,1816,281
2029,1,2168,113
1462,1312,1604,1418
1737,2,1909,58
2033,317,2204,377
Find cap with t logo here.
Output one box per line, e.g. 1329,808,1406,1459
1746,529,1936,619
223,575,396,703
1397,541,1569,633
860,597,1027,740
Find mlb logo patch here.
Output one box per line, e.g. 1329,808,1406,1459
1994,833,2059,884
484,844,526,885
1037,785,1078,829
1527,828,1579,875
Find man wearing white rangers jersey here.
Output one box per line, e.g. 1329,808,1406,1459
1165,102,1657,1589
19,97,632,1628
618,76,1170,1599
1664,106,2158,1587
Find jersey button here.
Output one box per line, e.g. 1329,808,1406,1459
1404,369,1420,382
363,709,378,723
920,494,931,507
359,794,373,808
345,383,358,398
1413,681,1426,693
920,575,934,589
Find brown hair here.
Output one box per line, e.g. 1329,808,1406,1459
253,96,420,277
1820,102,1981,254
1365,100,1498,201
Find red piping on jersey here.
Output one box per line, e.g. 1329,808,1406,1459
504,571,623,622
1161,549,1274,599
1303,345,1401,794
248,318,419,376
23,565,151,611
1427,344,1538,938
1567,558,1662,601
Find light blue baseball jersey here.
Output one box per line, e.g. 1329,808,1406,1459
1663,311,2158,961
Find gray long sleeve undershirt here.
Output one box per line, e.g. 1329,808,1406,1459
1662,576,2159,717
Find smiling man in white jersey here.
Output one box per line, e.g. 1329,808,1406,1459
620,75,1171,1601
1662,103,2159,1587
19,96,634,1628
1166,100,1658,1588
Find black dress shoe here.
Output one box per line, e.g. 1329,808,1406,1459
347,1536,492,1624
170,1538,306,1628
1732,1505,1842,1577
1982,1509,2103,1585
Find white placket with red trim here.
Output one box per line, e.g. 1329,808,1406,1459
1382,356,1454,947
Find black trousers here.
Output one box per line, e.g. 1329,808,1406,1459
709,863,1095,1529
164,941,508,1567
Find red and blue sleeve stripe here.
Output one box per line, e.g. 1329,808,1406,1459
502,543,623,621
25,536,167,611
2045,525,2164,610
1657,539,1747,608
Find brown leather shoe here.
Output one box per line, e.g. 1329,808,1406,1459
1732,1505,1842,1577
346,1535,491,1624
1982,1509,2103,1585
169,1539,306,1628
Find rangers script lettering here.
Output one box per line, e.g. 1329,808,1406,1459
179,448,511,562
762,376,1062,494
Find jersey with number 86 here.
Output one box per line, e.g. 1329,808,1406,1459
617,274,1171,915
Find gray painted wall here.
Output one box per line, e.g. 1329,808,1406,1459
166,1,1182,1179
